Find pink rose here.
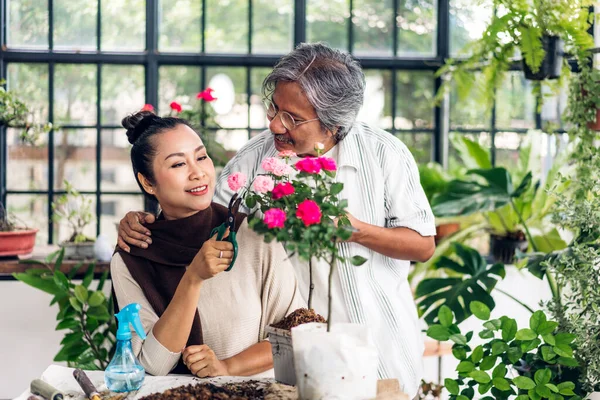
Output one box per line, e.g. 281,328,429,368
318,157,337,172
227,172,247,192
272,182,295,200
261,157,279,173
296,199,322,226
252,175,275,193
264,208,286,229
295,157,322,174
278,150,297,158
273,162,293,177
141,104,154,112
170,101,182,113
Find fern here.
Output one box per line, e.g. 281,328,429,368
518,25,545,73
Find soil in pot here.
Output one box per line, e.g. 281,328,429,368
271,308,327,330
140,381,271,400
490,231,528,264
522,35,564,81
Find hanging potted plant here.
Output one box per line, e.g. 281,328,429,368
52,180,96,260
228,145,378,399
435,0,594,106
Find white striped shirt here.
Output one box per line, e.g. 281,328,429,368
215,122,436,396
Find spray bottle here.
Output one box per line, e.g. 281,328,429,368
105,303,147,392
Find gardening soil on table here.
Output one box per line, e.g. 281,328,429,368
139,381,298,400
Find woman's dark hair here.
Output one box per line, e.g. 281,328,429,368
121,111,194,204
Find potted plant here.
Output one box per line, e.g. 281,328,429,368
228,145,377,399
52,181,96,260
436,0,594,106
0,201,38,257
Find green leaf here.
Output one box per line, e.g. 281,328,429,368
88,291,105,307
456,361,476,373
541,345,556,362
74,285,88,304
529,388,542,400
516,395,530,400
537,321,559,335
512,172,532,199
521,338,542,352
470,301,490,320
330,182,343,195
501,318,517,341
453,346,468,360
456,396,470,400
350,255,367,266
557,382,575,396
516,328,537,341
450,334,468,345
518,25,544,73
82,263,95,288
507,346,523,364
67,261,84,279
53,271,70,291
546,384,559,393
69,297,82,312
484,319,502,331
55,319,79,331
60,331,83,346
513,376,536,390
534,369,551,385
553,344,573,358
245,196,257,209
542,334,556,346
491,342,508,356
529,311,546,333
471,346,484,363
469,370,491,384
492,363,507,378
554,333,576,346
445,379,460,395
87,306,110,321
478,382,493,395
557,357,578,367
479,356,496,371
427,325,451,341
12,273,62,295
479,329,495,339
97,269,109,292
492,377,511,391
438,306,454,327
536,385,552,398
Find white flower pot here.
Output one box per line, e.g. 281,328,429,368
292,322,378,400
266,326,296,385
588,392,600,400
61,241,96,260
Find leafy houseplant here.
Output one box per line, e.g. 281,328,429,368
437,0,594,106
52,180,96,259
427,303,582,400
13,248,116,370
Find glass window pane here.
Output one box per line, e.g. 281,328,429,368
7,0,49,49
53,0,97,50
353,0,393,56
158,66,202,114
397,0,436,56
54,64,97,125
450,0,492,56
307,0,349,51
7,63,50,123
54,129,97,191
159,0,201,52
102,0,145,51
541,79,569,131
250,68,271,129
206,67,248,129
396,132,432,164
53,194,96,244
101,65,145,125
100,194,144,246
215,129,250,152
495,72,536,130
396,71,434,129
205,0,248,53
6,194,48,245
356,70,393,130
101,130,138,192
494,131,526,170
448,132,491,171
7,128,49,191
450,76,491,130
252,0,293,54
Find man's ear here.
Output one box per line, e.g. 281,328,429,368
137,172,155,194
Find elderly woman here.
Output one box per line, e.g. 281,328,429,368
117,42,435,396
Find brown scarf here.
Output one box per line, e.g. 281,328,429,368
113,202,246,374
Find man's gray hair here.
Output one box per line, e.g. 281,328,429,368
263,42,365,142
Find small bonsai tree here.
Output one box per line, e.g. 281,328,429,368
52,181,95,243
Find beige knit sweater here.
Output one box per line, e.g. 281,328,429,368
111,219,305,376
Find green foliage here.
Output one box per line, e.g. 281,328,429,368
416,243,505,325
13,248,116,369
427,305,582,400
52,180,95,243
436,0,594,108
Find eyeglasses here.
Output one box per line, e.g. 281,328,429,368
263,98,319,131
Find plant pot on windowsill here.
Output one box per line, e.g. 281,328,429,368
522,35,564,81
0,228,38,257
60,240,95,260
490,232,528,264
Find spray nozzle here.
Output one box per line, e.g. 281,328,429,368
115,303,147,341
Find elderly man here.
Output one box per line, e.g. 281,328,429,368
117,42,436,396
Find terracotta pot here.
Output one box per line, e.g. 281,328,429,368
490,234,528,264
0,229,38,257
435,223,460,243
522,35,564,81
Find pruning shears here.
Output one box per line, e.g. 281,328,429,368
210,193,242,271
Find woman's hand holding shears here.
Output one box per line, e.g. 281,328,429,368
188,230,234,282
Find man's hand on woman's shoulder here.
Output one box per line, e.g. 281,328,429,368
117,211,155,252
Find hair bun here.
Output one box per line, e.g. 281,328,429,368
122,111,157,144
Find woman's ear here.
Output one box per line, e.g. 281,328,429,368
137,172,155,195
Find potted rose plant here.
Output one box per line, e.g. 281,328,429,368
228,145,378,399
